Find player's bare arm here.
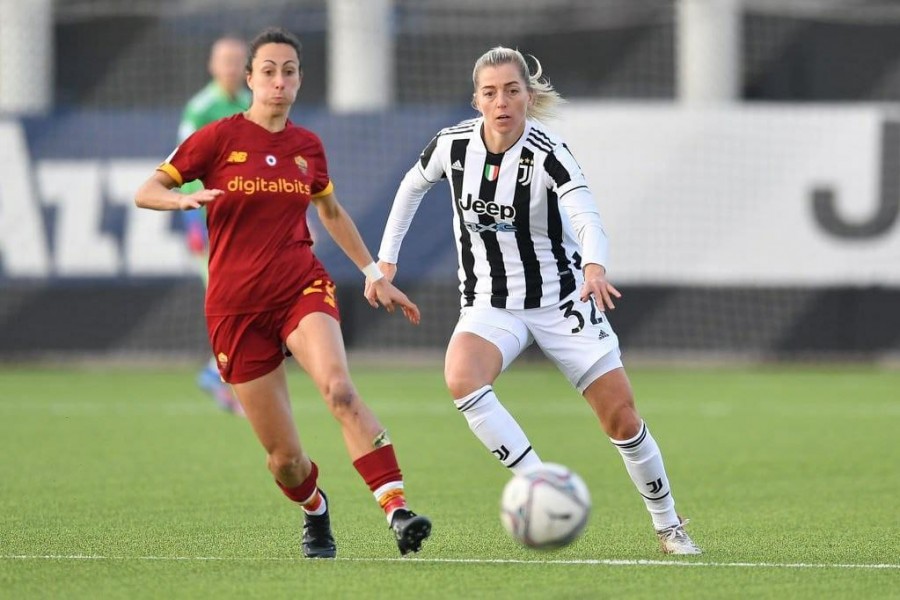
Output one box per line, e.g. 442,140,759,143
580,263,621,310
135,170,223,211
313,194,420,325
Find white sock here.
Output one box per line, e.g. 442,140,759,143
373,481,405,524
300,489,327,516
454,385,541,474
611,421,679,530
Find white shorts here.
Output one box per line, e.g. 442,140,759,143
451,294,622,393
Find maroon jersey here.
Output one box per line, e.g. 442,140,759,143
159,113,333,315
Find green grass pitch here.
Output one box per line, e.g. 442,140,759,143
1,363,898,598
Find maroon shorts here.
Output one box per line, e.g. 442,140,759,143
207,277,340,384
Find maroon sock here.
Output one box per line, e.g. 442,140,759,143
352,445,402,491
276,461,319,504
353,446,407,516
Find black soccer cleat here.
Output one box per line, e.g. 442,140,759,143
390,509,432,555
301,490,336,559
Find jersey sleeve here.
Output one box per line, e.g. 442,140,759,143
158,122,219,187
543,143,589,199
546,143,610,270
309,135,334,199
416,134,447,183
377,133,446,263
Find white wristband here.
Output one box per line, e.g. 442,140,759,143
362,262,384,282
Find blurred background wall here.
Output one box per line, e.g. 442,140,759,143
1,0,899,362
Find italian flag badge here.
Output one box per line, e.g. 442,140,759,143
484,164,500,181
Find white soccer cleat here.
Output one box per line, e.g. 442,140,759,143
656,518,702,555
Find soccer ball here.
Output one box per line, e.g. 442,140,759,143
500,463,591,550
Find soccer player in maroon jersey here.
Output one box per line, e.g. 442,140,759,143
134,27,431,558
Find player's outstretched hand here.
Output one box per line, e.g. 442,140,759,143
179,188,223,211
364,261,397,306
580,263,621,310
367,277,420,325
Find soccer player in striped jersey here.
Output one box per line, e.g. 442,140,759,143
136,27,431,558
369,47,701,555
178,35,251,416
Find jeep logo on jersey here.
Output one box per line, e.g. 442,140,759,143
458,193,516,221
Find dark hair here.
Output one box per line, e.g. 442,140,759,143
246,27,302,74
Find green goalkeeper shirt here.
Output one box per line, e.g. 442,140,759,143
178,82,251,279
178,81,251,194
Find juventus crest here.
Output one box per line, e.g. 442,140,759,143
518,157,534,186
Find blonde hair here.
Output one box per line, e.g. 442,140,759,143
471,46,564,122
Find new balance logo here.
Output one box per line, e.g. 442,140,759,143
646,478,664,495
492,445,510,461
451,160,464,171
227,151,248,163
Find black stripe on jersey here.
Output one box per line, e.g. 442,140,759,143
572,251,582,270
416,162,443,184
419,135,439,171
513,147,543,309
544,150,573,188
478,152,509,308
547,188,576,300
442,122,477,135
526,132,554,154
450,139,477,307
529,127,555,149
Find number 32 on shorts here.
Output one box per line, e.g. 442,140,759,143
558,297,603,334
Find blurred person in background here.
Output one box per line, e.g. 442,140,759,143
368,46,701,555
136,27,431,558
178,35,251,416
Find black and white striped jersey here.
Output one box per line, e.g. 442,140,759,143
378,117,608,310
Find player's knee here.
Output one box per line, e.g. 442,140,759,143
444,368,487,399
585,386,640,439
321,376,357,415
605,398,641,440
267,451,303,480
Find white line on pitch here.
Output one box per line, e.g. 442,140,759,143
2,555,897,570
